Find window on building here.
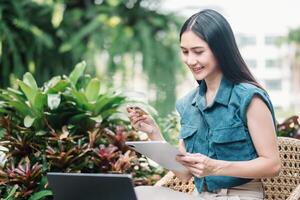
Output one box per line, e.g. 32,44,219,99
265,79,282,91
236,34,256,47
265,36,281,45
265,59,281,68
245,59,257,68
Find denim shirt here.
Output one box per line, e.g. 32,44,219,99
175,77,276,192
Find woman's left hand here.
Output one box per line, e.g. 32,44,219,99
176,153,220,178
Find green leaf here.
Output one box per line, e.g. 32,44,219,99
0,108,7,114
85,78,100,102
69,113,90,124
4,184,18,200
47,80,69,93
9,101,33,116
28,190,53,200
69,61,86,86
94,95,111,114
18,80,36,104
0,128,5,138
46,76,61,87
90,114,103,123
23,72,38,91
5,88,26,102
101,108,118,120
33,92,46,112
70,89,91,110
47,94,61,110
94,96,125,114
7,87,23,96
0,92,12,102
76,74,92,90
24,115,35,128
59,15,104,53
36,130,47,136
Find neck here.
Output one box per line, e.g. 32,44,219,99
205,72,223,94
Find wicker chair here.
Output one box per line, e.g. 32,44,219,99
155,137,300,200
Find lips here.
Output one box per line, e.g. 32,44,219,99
192,66,204,73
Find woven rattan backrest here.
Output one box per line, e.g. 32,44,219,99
155,171,195,194
261,137,300,200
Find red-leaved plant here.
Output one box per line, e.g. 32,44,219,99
0,62,164,199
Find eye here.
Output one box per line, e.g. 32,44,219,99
194,51,203,55
181,50,188,55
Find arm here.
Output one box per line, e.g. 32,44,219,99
127,106,164,141
127,107,193,181
215,95,281,178
172,140,193,182
178,96,281,179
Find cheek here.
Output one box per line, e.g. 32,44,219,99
208,55,219,69
202,53,217,67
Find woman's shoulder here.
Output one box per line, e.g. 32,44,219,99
234,82,262,92
233,83,276,126
232,82,268,99
176,87,198,103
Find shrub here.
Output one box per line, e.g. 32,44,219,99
0,61,164,199
277,115,300,139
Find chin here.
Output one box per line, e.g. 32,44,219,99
194,74,206,81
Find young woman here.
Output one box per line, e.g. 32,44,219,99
127,9,281,200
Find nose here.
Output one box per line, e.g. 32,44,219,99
186,54,197,66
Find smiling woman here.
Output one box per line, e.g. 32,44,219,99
128,9,281,200
180,31,222,105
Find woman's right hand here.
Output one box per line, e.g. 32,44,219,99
126,106,161,139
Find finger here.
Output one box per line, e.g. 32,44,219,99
176,158,195,167
179,155,200,163
129,114,141,121
126,106,135,113
185,166,204,178
190,154,208,165
132,119,148,130
178,140,187,155
133,107,147,115
186,153,206,163
175,155,186,163
184,162,205,170
128,112,139,118
128,114,141,123
176,155,185,160
132,116,147,124
189,153,204,158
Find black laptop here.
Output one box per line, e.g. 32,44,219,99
47,173,138,200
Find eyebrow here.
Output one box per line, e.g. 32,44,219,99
180,46,205,50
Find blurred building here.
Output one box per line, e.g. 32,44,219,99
236,33,292,112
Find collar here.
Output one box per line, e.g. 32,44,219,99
191,77,233,111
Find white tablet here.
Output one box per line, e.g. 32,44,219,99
125,141,188,173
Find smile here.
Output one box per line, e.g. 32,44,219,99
192,66,204,73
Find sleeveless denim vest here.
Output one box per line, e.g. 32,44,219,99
175,77,276,192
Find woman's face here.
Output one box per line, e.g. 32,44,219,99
180,30,221,81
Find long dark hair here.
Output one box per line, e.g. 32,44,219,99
180,9,264,90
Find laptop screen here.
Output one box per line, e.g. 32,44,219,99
47,173,138,200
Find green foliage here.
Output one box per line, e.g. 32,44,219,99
288,27,300,44
0,0,184,117
0,62,164,199
28,190,53,200
158,111,180,145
